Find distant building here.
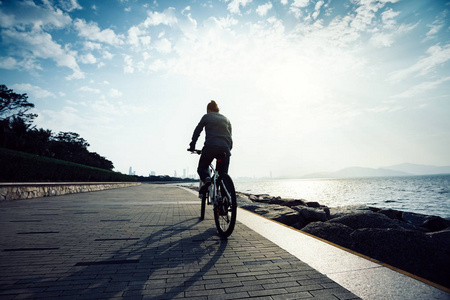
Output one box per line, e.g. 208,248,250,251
174,170,177,177
150,171,156,176
183,169,186,178
129,167,136,176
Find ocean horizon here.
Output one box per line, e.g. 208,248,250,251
231,174,450,219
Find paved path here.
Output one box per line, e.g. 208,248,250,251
0,184,359,300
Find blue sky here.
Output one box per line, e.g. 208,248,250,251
1,0,449,178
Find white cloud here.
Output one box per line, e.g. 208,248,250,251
78,86,100,93
226,0,253,15
148,59,165,72
11,83,56,98
13,0,72,30
143,7,177,27
381,8,399,29
0,8,15,27
74,19,124,46
292,0,310,7
154,38,172,53
103,51,114,60
290,0,310,19
108,89,123,98
127,26,151,49
391,76,450,99
79,53,96,64
123,55,134,73
0,57,17,69
57,0,82,12
425,12,446,41
2,29,84,79
312,0,324,20
256,2,273,17
389,43,450,81
370,32,394,47
83,41,102,50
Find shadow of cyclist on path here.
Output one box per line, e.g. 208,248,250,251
13,217,228,299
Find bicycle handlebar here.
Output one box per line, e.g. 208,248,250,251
187,149,202,155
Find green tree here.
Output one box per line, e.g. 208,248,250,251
0,84,37,121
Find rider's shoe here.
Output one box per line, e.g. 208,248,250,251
199,178,211,194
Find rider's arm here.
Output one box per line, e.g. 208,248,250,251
190,115,207,149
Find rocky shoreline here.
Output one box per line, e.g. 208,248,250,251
235,192,450,289
184,185,450,289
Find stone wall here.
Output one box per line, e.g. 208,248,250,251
0,182,141,201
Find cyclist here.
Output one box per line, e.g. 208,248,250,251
188,100,233,194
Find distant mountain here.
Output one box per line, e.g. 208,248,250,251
383,163,450,175
301,163,450,179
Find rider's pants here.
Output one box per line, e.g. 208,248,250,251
197,145,230,182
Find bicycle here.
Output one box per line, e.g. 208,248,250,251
188,149,237,238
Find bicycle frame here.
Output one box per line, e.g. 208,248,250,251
206,160,230,207
189,149,237,238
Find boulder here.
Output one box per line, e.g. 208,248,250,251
329,205,373,219
377,208,402,221
268,196,284,205
427,229,450,250
293,206,329,222
236,194,254,206
421,216,449,232
402,211,428,227
350,228,450,288
329,212,420,231
253,205,300,226
305,201,321,208
278,198,307,207
301,221,354,249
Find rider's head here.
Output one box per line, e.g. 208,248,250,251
207,100,219,113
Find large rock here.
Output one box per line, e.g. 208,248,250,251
350,228,450,288
329,205,373,219
301,222,354,249
377,208,402,221
427,228,450,249
236,194,254,206
278,198,307,207
402,211,429,227
329,212,421,231
402,212,449,232
421,216,449,232
293,206,329,223
252,205,300,226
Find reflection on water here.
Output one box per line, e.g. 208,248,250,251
234,175,450,219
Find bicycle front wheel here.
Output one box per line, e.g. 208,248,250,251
214,174,237,238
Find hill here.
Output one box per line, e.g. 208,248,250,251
302,163,450,179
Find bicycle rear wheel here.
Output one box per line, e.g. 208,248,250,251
200,193,206,220
199,180,206,220
214,174,237,238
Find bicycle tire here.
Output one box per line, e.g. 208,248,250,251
214,174,237,238
200,192,206,220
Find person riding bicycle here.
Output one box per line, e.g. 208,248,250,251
188,100,233,194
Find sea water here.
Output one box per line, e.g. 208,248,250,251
233,174,450,219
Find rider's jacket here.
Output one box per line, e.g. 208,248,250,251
190,112,233,150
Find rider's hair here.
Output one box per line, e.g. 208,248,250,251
207,100,220,112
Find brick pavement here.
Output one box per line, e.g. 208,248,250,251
0,184,360,299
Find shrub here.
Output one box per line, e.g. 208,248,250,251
0,147,136,182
